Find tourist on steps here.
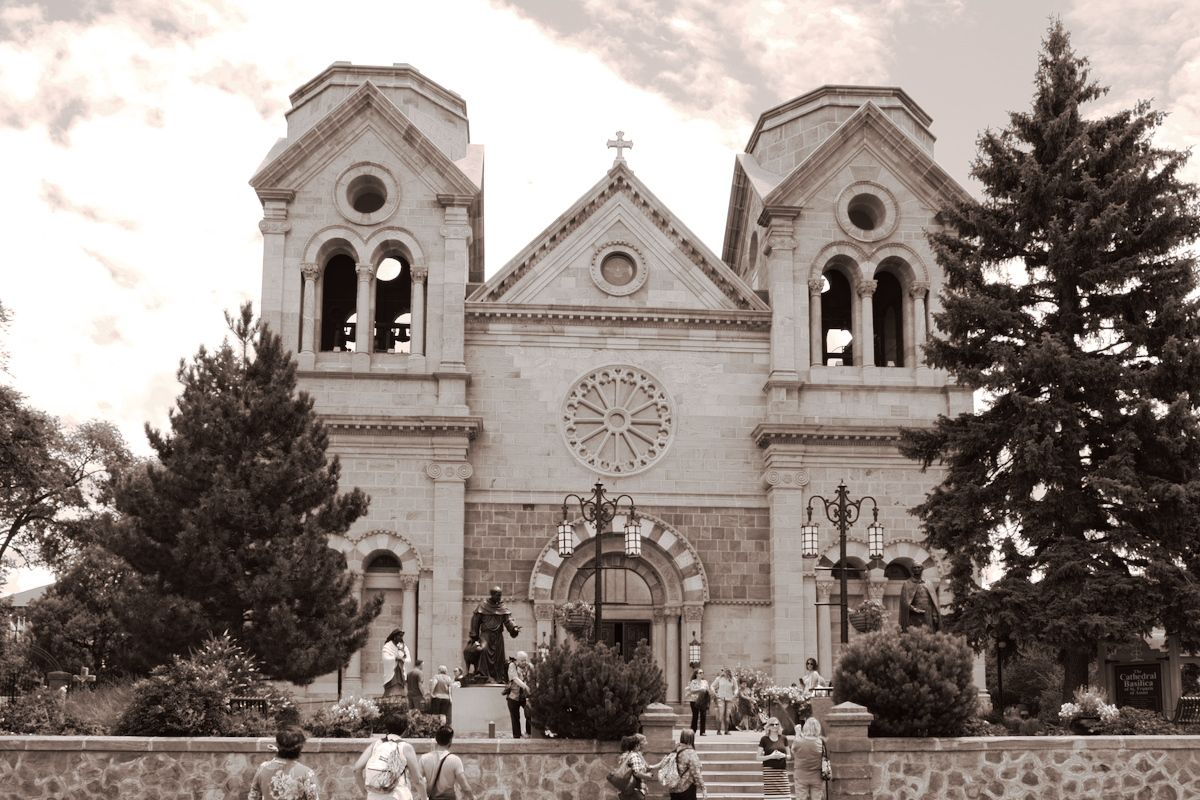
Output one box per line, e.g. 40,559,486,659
710,667,738,735
790,717,829,800
665,729,707,800
685,668,711,735
758,717,791,798
615,733,662,800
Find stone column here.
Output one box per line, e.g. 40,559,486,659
856,278,877,369
354,262,373,369
299,262,319,370
652,607,668,678
826,701,875,799
808,277,824,366
410,264,429,357
910,281,929,366
400,574,419,663
765,467,811,679
763,207,802,384
425,461,473,677
816,582,833,678
665,606,681,703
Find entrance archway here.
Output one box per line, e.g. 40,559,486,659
527,513,709,703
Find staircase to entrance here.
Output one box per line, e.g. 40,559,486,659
693,731,767,800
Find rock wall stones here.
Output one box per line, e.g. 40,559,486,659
0,737,620,800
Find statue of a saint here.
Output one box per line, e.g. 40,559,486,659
899,563,940,632
469,586,521,683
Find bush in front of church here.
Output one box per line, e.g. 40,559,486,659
832,627,977,736
529,640,665,739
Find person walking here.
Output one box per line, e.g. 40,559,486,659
406,659,426,712
790,717,828,800
709,668,738,735
757,717,791,798
353,716,423,800
663,729,707,800
428,664,454,725
247,728,320,800
735,681,758,731
419,725,478,800
685,669,711,736
381,629,409,698
614,733,659,799
506,650,533,738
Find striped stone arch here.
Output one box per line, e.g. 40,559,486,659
817,536,941,585
527,513,709,604
328,529,424,574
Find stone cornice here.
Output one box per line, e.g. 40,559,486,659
465,303,771,331
753,422,908,448
323,415,483,439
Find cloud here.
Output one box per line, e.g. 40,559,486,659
42,181,138,229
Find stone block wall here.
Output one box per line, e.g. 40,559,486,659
0,737,620,800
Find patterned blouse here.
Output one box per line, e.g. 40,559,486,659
671,746,706,793
247,758,319,800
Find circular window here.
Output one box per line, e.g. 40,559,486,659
334,163,400,225
348,175,386,214
560,365,674,476
836,182,898,242
590,241,648,296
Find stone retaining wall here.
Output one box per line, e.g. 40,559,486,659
0,736,620,800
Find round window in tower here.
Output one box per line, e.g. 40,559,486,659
590,241,648,296
347,174,387,214
847,193,885,231
334,163,400,225
836,182,899,243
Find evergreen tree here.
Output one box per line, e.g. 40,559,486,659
901,21,1200,700
103,304,379,683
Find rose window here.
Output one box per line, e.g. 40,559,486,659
561,365,674,476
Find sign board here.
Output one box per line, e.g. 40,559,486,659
1113,663,1163,712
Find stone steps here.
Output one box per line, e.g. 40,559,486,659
693,733,772,800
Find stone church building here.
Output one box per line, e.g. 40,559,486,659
250,63,977,701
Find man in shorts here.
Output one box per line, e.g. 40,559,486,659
419,725,478,800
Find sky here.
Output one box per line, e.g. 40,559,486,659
1,0,1198,590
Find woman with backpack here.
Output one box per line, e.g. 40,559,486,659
790,717,830,800
610,733,660,799
660,729,707,800
757,716,791,797
353,716,423,800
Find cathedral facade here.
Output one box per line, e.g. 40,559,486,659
250,63,977,701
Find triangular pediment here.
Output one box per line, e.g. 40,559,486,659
471,165,766,312
249,81,478,199
762,101,968,211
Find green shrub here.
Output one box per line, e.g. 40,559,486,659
0,688,107,735
305,695,382,737
833,627,978,737
1099,706,1200,736
63,683,135,732
529,641,665,740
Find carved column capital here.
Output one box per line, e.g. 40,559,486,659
424,462,474,482
808,277,825,295
663,605,682,618
356,262,374,280
258,219,291,235
440,225,472,240
651,607,666,622
909,281,930,299
411,265,429,283
856,279,878,297
683,604,705,623
867,580,886,602
534,603,556,621
763,468,810,489
300,262,319,281
815,582,834,602
398,574,420,591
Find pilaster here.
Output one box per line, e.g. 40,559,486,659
764,462,811,679
762,206,802,390
437,198,471,406
257,190,293,341
425,460,473,676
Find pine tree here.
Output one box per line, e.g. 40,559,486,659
901,21,1200,700
103,304,379,683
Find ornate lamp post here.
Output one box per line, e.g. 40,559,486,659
558,480,642,643
801,480,884,644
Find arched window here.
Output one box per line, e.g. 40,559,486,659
580,568,653,605
830,557,867,581
821,269,854,366
884,559,913,580
373,255,412,354
364,552,402,573
873,271,904,367
320,254,357,351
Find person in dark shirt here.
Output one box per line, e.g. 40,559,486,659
406,660,425,712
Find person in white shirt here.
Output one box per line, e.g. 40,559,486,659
381,629,410,697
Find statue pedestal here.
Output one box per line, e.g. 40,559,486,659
454,684,513,735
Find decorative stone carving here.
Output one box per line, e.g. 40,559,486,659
808,277,825,295
815,582,834,603
398,574,420,590
356,262,374,279
411,265,429,283
258,219,292,235
590,240,648,297
534,603,555,621
867,580,886,602
909,281,930,299
440,225,472,240
683,605,704,623
560,365,674,476
651,607,665,622
663,605,682,618
424,462,474,481
856,279,878,297
763,468,810,489
300,262,320,281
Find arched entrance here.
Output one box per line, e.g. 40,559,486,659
527,513,709,703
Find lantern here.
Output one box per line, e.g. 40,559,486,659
537,631,551,663
623,515,642,558
800,518,820,558
688,632,702,668
867,518,885,561
557,517,575,558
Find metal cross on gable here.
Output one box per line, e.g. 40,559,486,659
607,131,633,165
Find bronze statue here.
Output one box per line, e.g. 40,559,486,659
899,563,940,632
468,586,521,683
